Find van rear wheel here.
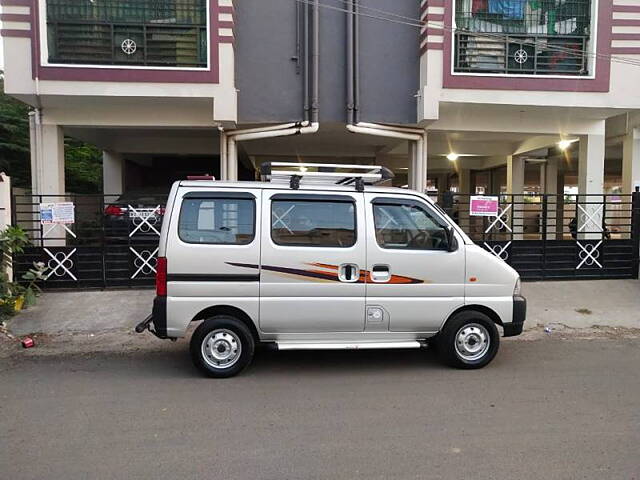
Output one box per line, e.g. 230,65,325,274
436,311,499,369
190,316,255,378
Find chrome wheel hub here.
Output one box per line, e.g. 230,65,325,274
454,323,490,362
202,329,241,369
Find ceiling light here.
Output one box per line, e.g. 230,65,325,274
557,138,578,151
447,153,459,161
300,166,308,172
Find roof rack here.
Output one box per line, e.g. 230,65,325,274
260,162,394,192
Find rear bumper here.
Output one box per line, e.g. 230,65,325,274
503,295,526,337
134,296,169,339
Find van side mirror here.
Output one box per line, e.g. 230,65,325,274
445,226,457,252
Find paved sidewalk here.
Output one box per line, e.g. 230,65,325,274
6,279,640,336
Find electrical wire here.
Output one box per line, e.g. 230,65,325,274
290,0,640,69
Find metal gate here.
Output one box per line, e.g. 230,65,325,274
10,191,640,288
12,193,165,289
437,192,640,281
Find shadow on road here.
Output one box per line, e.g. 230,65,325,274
3,338,527,382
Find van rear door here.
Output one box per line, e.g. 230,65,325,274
165,188,262,322
364,193,465,332
259,190,366,333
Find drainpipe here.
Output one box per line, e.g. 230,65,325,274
226,122,319,181
353,0,360,124
223,0,320,181
346,123,427,192
303,0,310,122
219,128,227,181
311,0,320,123
346,0,354,125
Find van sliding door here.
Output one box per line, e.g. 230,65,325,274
259,190,366,333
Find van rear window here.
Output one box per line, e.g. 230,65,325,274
178,197,255,245
271,200,356,248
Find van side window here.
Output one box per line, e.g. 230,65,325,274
373,201,449,251
271,200,356,247
179,198,255,245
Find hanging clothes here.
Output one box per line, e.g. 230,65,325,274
488,0,525,19
472,0,489,14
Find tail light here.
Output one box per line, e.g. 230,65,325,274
156,257,167,297
105,205,125,216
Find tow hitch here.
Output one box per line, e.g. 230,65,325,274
135,315,153,334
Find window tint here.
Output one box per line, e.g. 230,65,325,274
272,200,356,247
179,198,255,245
373,202,449,251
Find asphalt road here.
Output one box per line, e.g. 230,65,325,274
1,338,639,480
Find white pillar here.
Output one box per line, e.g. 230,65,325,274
219,131,228,181
0,173,12,281
622,127,640,195
408,142,416,190
578,132,605,239
29,112,65,196
0,173,10,230
507,156,525,239
418,132,428,193
29,111,66,246
228,138,238,182
103,151,124,200
544,158,559,237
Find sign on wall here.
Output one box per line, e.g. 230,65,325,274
40,202,75,225
470,196,499,217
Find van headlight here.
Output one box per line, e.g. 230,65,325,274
513,278,521,296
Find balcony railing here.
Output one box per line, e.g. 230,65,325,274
46,0,207,68
454,0,592,76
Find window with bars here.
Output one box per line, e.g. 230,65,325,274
453,0,593,76
46,0,208,68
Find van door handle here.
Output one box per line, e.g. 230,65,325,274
371,264,391,283
338,263,359,283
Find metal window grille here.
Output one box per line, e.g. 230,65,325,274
454,0,592,76
46,0,208,68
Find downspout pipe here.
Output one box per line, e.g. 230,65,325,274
226,122,319,181
353,0,360,124
223,0,320,181
311,0,320,123
346,123,427,192
303,0,310,122
346,0,354,125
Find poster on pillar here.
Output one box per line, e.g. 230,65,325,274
470,196,499,217
40,203,75,225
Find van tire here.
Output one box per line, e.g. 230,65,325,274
436,311,499,369
190,316,255,378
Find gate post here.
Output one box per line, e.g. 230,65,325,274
632,188,640,279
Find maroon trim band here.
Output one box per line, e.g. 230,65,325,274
612,5,640,13
611,33,640,41
0,13,31,22
610,47,640,55
612,19,640,27
425,13,444,22
0,28,30,37
218,20,234,29
420,42,444,55
0,0,32,5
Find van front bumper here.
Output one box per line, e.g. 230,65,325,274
503,295,526,337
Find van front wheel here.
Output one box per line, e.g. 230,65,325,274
190,316,255,378
436,311,499,369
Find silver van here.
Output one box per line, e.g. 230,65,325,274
136,163,526,377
